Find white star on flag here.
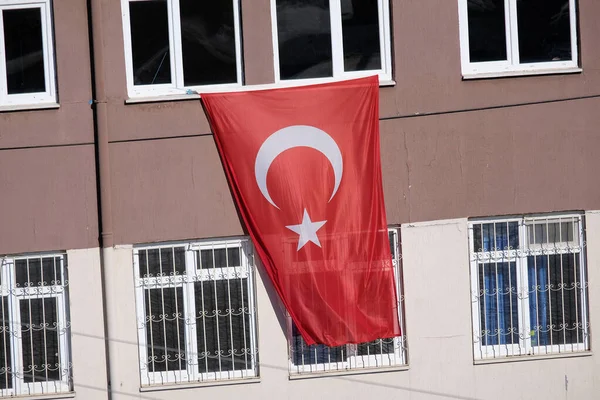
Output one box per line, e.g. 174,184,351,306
285,209,327,251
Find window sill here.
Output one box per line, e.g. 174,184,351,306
124,79,396,105
0,102,60,113
139,377,260,392
474,351,592,365
289,364,408,380
8,392,75,400
462,67,582,80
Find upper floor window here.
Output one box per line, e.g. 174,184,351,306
288,228,406,374
469,214,590,361
458,0,579,78
133,238,258,386
0,253,72,397
0,0,56,106
122,0,242,97
272,0,392,83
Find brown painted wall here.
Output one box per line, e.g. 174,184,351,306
102,0,600,245
0,0,97,254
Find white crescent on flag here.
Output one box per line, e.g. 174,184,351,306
254,125,344,210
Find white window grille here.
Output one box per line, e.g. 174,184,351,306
0,0,57,106
469,214,590,361
288,228,407,374
121,0,243,98
271,0,393,83
457,0,579,78
133,238,258,386
0,253,72,397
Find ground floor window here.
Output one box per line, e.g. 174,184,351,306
288,228,407,374
133,238,258,386
0,253,71,397
469,214,590,360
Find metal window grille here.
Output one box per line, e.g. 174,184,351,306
288,228,408,374
469,214,590,360
0,253,72,397
134,238,258,386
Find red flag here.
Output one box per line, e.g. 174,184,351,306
201,76,400,346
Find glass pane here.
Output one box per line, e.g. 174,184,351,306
528,254,583,346
195,279,252,372
144,287,186,372
357,338,394,355
478,262,519,346
20,298,60,382
3,8,46,94
473,222,519,252
16,257,61,287
341,0,381,71
138,247,185,278
517,0,572,63
528,220,578,246
129,0,171,85
276,0,333,79
467,0,507,62
179,0,238,86
0,297,12,389
199,247,241,269
290,322,344,365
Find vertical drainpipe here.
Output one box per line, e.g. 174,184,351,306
88,0,117,398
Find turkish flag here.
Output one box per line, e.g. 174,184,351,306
201,76,400,346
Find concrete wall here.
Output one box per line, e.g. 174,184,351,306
96,0,600,246
0,0,97,255
97,212,599,400
66,247,108,400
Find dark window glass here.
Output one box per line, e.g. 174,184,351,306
138,247,186,278
3,8,46,94
16,257,61,287
528,254,583,345
341,0,381,71
517,0,571,63
478,262,519,346
473,222,519,252
276,0,333,79
180,0,237,86
129,0,171,85
290,322,345,365
195,279,252,372
0,297,12,389
357,338,394,355
467,0,507,62
144,287,186,372
198,247,241,269
20,298,60,382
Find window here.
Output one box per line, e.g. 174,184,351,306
0,253,72,397
0,0,56,106
271,0,392,83
122,0,242,97
133,238,258,386
469,214,590,361
288,228,406,374
458,0,579,77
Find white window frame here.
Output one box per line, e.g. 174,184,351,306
469,214,590,361
121,0,243,98
0,0,56,106
133,238,258,387
270,0,393,85
457,0,579,78
0,253,71,397
287,228,407,375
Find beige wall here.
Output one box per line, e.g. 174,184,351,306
66,248,108,400
93,211,599,399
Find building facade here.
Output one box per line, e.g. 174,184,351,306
0,0,599,399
